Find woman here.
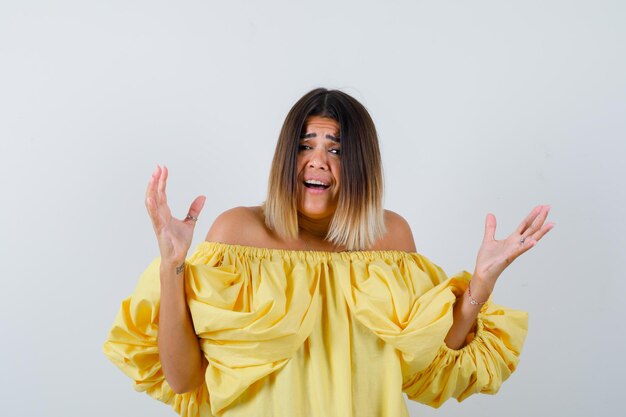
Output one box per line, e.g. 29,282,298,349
104,88,553,417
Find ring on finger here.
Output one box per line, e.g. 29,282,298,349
519,236,526,245
185,214,198,222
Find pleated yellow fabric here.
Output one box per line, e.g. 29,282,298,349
103,242,528,417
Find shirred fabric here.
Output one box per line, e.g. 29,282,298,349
103,242,528,417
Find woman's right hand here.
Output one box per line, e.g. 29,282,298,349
145,165,206,267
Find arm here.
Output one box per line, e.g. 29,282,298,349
443,275,492,349
444,205,553,349
376,208,552,349
145,164,208,393
158,261,208,393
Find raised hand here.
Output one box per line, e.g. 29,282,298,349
145,165,206,267
473,205,554,291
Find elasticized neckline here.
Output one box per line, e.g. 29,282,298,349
196,241,418,261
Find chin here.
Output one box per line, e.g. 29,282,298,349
297,204,337,220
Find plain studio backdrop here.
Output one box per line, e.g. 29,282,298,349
1,1,624,416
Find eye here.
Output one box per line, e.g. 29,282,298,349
329,148,341,155
298,144,312,151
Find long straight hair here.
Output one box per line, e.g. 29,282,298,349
264,88,385,250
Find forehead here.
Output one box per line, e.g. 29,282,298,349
304,116,340,133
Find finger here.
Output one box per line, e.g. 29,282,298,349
151,165,162,203
146,193,159,227
145,166,160,219
516,205,542,235
531,221,555,242
516,238,537,257
146,166,159,198
184,196,207,224
157,165,168,205
521,205,551,239
145,201,162,232
483,213,497,242
511,231,539,257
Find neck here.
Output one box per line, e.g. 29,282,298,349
297,213,332,240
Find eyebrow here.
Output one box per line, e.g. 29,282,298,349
300,132,341,142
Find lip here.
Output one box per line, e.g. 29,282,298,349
303,176,332,185
304,185,329,195
301,178,332,195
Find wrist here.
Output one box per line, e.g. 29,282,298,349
467,274,494,304
160,259,186,275
471,272,496,292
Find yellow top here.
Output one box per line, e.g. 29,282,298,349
103,242,528,417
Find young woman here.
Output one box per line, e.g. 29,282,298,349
104,88,553,417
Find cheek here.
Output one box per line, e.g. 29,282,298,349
331,161,341,184
296,155,306,173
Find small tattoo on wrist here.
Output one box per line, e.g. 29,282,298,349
175,262,185,275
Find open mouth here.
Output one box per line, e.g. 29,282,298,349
304,179,330,190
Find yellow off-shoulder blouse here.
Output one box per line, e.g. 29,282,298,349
103,242,528,417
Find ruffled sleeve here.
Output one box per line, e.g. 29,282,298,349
102,258,211,417
338,251,528,408
103,243,321,417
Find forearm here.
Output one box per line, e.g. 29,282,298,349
444,275,494,350
158,262,206,393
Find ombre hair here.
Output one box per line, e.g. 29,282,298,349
264,88,385,251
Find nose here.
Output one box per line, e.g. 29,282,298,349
308,148,328,170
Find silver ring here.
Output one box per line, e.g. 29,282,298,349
519,236,526,245
185,214,198,222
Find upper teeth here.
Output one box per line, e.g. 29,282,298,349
305,179,328,186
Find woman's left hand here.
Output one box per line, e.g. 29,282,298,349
473,205,554,292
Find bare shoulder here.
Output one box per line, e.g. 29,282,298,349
204,206,271,246
371,210,417,252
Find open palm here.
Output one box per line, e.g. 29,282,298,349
474,205,554,287
145,165,206,265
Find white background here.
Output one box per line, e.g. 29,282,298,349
1,1,624,416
